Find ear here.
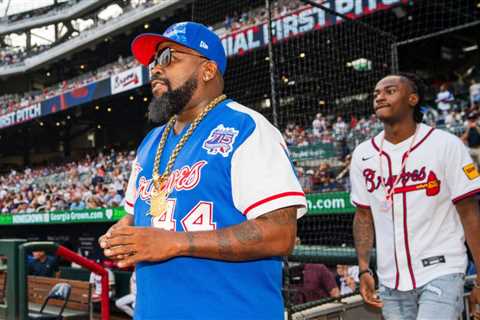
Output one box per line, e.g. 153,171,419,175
202,61,218,82
409,93,419,107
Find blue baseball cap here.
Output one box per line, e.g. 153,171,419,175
131,21,227,75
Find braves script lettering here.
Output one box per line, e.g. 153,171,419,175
137,161,207,201
363,166,427,192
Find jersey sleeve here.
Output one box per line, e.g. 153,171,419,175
443,135,480,203
124,158,140,215
231,119,307,220
349,147,371,208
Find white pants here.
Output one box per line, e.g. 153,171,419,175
115,294,135,317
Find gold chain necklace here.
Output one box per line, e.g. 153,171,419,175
150,94,227,217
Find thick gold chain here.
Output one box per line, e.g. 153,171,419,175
152,94,227,190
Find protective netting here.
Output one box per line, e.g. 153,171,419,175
190,0,480,311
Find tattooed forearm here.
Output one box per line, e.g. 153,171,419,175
217,230,233,259
353,208,374,269
232,221,263,244
186,232,197,256
180,206,298,261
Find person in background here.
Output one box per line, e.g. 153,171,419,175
28,250,59,277
436,83,454,113
89,261,116,302
470,79,480,107
115,270,136,317
462,112,480,168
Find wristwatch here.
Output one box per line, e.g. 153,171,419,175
359,268,374,278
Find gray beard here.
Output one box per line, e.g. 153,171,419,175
148,75,198,124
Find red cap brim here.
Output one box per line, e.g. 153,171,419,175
131,33,175,66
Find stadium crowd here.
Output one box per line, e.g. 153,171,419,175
0,55,137,116
220,0,301,35
0,150,134,214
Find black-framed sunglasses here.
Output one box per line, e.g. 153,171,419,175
149,47,207,70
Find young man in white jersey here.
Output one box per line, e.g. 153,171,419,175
350,73,480,319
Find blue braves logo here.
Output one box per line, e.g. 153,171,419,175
164,22,188,42
202,124,239,157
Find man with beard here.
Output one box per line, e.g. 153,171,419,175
99,22,306,319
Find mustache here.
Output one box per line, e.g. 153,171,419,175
150,75,171,86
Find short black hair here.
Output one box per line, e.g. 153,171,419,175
394,72,426,123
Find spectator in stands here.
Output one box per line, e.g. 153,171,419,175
462,112,480,167
70,195,86,210
436,83,455,113
313,163,339,192
297,167,313,193
312,113,327,138
283,122,296,145
289,238,340,304
470,79,480,107
336,264,359,295
289,263,340,304
28,251,59,277
333,116,348,138
115,270,136,317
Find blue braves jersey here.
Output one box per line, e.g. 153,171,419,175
124,99,306,320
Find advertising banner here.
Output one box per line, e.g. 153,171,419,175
0,207,126,225
306,191,355,214
111,66,143,94
289,143,337,161
221,0,408,57
0,103,42,129
41,78,111,115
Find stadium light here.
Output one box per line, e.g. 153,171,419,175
144,23,150,29
80,65,85,70
299,53,306,59
97,125,102,129
463,45,478,52
39,122,44,126
66,115,71,120
95,105,100,110
143,97,148,102
129,95,134,101
46,72,51,77
56,122,60,127
265,56,270,61
107,107,112,112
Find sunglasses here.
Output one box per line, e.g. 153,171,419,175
149,47,207,70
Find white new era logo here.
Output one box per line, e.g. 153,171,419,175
199,41,209,49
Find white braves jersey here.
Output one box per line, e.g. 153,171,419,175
350,123,480,291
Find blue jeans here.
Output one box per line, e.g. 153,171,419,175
378,273,465,320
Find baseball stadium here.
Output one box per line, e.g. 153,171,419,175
0,0,480,319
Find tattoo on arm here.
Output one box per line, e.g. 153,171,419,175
232,221,263,244
186,232,197,256
266,207,297,226
353,209,374,267
217,231,232,259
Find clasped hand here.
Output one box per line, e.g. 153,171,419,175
98,226,180,268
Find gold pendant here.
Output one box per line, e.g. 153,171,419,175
150,180,168,217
